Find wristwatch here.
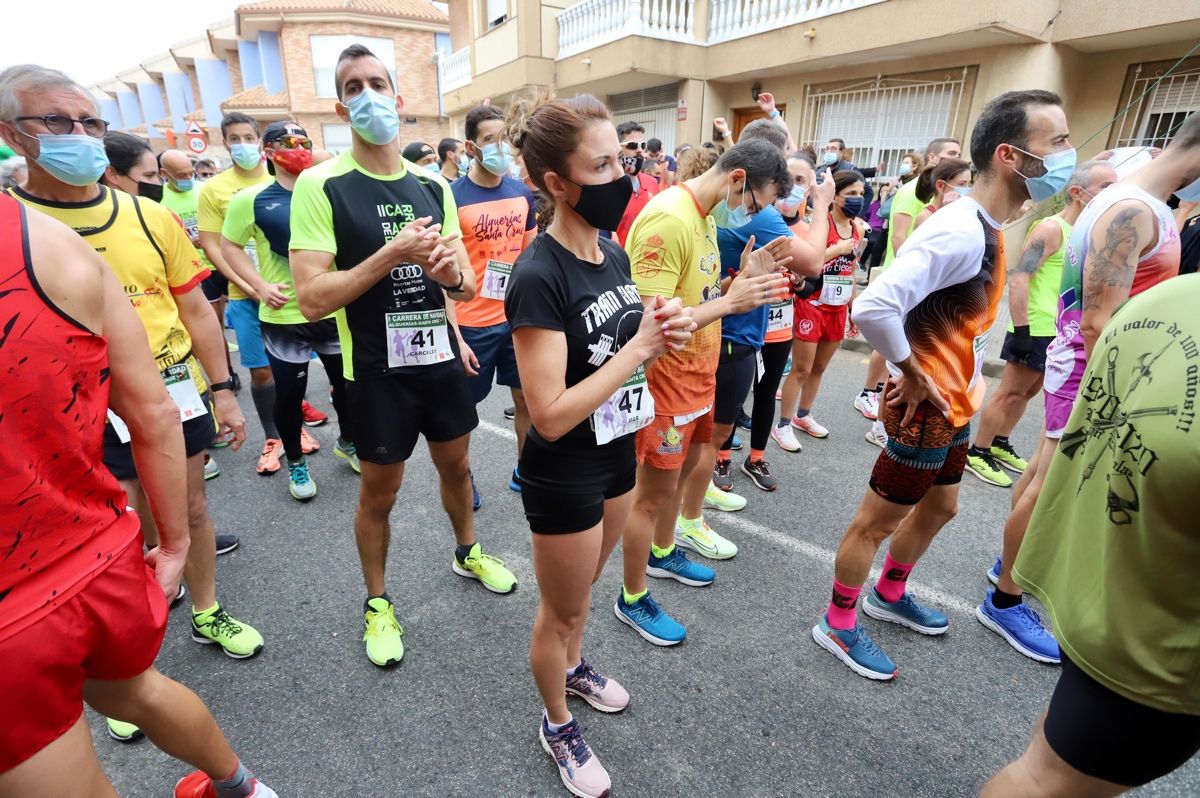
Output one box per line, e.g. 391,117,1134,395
444,270,466,293
209,380,236,393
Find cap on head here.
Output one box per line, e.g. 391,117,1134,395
262,121,308,147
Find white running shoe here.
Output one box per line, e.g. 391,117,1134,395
791,415,829,439
865,418,887,449
771,423,803,453
854,391,880,420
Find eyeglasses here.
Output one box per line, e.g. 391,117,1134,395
622,141,646,151
13,114,109,138
747,188,764,215
272,135,312,151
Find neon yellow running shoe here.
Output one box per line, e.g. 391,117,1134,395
452,543,517,594
106,717,142,742
702,481,746,512
191,605,264,659
674,515,738,560
364,597,404,667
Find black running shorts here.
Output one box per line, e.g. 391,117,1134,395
347,364,478,465
103,393,217,481
518,432,637,535
1044,653,1200,787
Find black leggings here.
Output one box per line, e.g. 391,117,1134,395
266,350,350,461
750,339,792,451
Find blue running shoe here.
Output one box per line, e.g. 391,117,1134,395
976,590,1061,664
811,615,897,681
730,434,743,451
614,591,685,646
987,556,1001,586
782,355,792,376
508,467,522,493
647,546,715,587
862,588,949,635
470,469,483,512
735,410,753,431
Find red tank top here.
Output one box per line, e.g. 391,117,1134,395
813,213,862,307
0,195,139,642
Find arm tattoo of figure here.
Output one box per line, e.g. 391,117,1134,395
1089,207,1142,288
1015,235,1046,275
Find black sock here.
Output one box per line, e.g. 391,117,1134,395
859,388,870,398
777,418,790,428
992,435,1010,447
364,591,392,612
874,382,884,393
990,588,1022,609
455,542,475,563
968,444,989,457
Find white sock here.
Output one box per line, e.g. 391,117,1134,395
565,660,582,677
544,710,573,733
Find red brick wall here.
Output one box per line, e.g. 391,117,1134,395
227,50,244,94
279,21,443,118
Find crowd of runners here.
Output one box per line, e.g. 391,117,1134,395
1,40,1199,798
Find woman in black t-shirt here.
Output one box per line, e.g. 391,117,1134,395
503,93,695,798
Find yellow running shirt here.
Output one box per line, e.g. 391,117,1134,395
198,166,271,300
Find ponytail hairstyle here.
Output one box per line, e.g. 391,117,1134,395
504,91,612,201
916,157,970,202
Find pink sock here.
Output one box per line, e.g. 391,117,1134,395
827,579,862,630
875,552,914,603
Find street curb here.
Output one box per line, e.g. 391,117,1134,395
839,337,1007,378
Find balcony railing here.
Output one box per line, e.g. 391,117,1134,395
558,0,697,59
708,0,885,43
438,47,472,93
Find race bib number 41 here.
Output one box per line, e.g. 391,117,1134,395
480,260,513,301
386,309,454,367
592,365,655,445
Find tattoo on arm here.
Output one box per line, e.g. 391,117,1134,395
1015,236,1046,275
1082,206,1143,309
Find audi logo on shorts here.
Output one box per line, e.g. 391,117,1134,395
391,264,423,281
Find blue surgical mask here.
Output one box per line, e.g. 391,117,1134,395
1175,175,1200,202
346,88,400,146
477,141,514,177
711,183,751,229
457,155,470,174
840,196,865,217
898,163,912,176
1014,146,1076,202
173,178,195,192
953,185,971,198
230,143,261,170
425,164,441,176
33,133,109,186
776,185,805,216
822,151,838,165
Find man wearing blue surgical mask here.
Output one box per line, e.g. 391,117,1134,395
449,103,537,505
290,43,516,669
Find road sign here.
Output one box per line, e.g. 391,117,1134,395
185,121,207,155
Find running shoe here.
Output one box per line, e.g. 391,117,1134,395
735,410,753,430
209,436,230,449
986,556,1001,586
862,588,949,635
171,582,187,607
301,400,328,427
255,439,283,475
990,439,1028,473
539,716,611,798
853,390,879,420
452,542,517,594
363,596,404,667
782,355,792,376
791,414,829,439
509,467,522,493
647,545,716,586
976,590,1061,664
191,606,264,658
966,450,1013,487
730,434,743,451
203,454,220,480
613,591,686,646
287,459,317,501
106,717,143,742
174,770,279,798
300,427,320,454
812,615,897,681
702,481,746,512
741,457,777,492
334,438,361,473
712,457,734,491
227,340,240,354
504,405,516,420
566,659,630,713
675,516,738,560
771,423,803,453
774,386,783,401
469,469,483,511
215,534,240,555
865,419,887,449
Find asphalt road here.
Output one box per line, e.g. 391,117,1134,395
94,346,1199,797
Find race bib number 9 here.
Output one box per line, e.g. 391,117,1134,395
767,300,793,332
819,274,853,306
592,365,655,445
386,309,455,367
481,260,513,301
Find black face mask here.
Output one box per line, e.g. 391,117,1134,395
137,180,163,203
619,154,644,176
567,175,633,232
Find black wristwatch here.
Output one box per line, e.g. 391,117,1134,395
209,380,236,393
444,270,466,293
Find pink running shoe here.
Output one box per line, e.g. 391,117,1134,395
566,659,630,713
540,717,611,797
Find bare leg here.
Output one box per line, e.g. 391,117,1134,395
119,478,159,549
622,464,683,595
355,461,405,597
798,340,842,415
183,452,217,610
886,483,960,566
566,490,635,670
998,437,1059,596
832,489,915,588
0,715,118,798
983,713,1128,798
654,437,703,550
511,387,531,457
972,362,1043,450
863,350,887,392
780,338,817,419
428,433,476,547
679,420,733,520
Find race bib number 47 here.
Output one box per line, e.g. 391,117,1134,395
592,365,655,445
386,309,454,367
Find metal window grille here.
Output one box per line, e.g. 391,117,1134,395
1112,63,1200,150
609,83,679,154
799,68,970,179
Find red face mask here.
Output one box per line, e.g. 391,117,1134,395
272,148,313,175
